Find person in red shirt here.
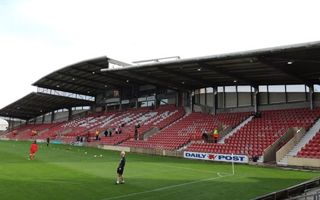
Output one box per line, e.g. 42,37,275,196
29,140,38,160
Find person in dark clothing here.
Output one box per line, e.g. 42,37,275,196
134,127,138,140
116,151,126,184
46,137,50,147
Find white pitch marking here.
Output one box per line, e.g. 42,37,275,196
100,173,233,200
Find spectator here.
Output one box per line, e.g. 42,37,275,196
202,131,208,142
213,127,219,143
104,130,108,137
134,127,138,140
95,130,100,140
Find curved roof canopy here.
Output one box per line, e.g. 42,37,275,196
33,41,320,94
0,92,94,120
2,41,320,120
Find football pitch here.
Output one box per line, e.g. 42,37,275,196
0,141,319,200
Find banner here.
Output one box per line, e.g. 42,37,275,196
183,151,248,163
51,140,62,144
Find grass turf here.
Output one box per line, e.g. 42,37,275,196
0,140,319,200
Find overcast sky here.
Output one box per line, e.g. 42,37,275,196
0,0,320,111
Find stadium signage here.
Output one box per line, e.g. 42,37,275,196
183,151,248,163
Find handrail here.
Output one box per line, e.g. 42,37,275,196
253,177,320,200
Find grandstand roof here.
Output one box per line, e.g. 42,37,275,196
33,41,320,93
33,56,131,95
3,41,320,120
0,92,94,120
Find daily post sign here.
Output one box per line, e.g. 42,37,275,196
183,151,249,163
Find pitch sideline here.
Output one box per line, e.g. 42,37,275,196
100,172,234,200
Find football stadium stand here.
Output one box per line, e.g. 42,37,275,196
297,132,320,159
120,111,251,150
1,41,320,170
186,108,320,157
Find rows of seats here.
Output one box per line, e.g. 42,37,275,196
120,111,250,150
4,124,36,139
297,132,320,159
23,105,182,144
99,105,185,145
4,124,59,140
186,108,320,158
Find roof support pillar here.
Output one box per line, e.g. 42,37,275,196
309,85,314,110
205,88,208,108
175,90,183,107
119,89,122,111
51,111,55,123
105,105,108,112
68,108,73,121
190,90,194,112
175,91,179,107
42,115,45,124
253,86,259,114
135,99,138,109
212,86,217,115
155,88,160,109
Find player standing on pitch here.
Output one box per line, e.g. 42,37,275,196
116,151,126,184
29,140,38,160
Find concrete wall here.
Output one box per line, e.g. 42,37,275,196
195,91,315,110
287,156,320,168
269,92,286,104
53,111,69,122
225,93,237,108
276,128,306,162
287,92,307,102
259,92,268,105
262,128,298,162
238,92,252,107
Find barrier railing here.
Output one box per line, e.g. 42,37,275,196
253,177,320,200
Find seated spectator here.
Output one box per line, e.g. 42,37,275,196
202,131,208,142
104,130,108,137
134,127,138,140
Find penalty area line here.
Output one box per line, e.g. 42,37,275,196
100,173,234,200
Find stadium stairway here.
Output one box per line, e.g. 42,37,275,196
218,115,254,144
278,118,320,165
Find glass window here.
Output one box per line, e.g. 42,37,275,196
237,86,251,92
217,86,224,92
286,85,306,92
225,86,236,92
206,87,213,93
259,85,267,92
314,85,320,92
268,85,285,92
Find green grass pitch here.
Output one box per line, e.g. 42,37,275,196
0,140,319,200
